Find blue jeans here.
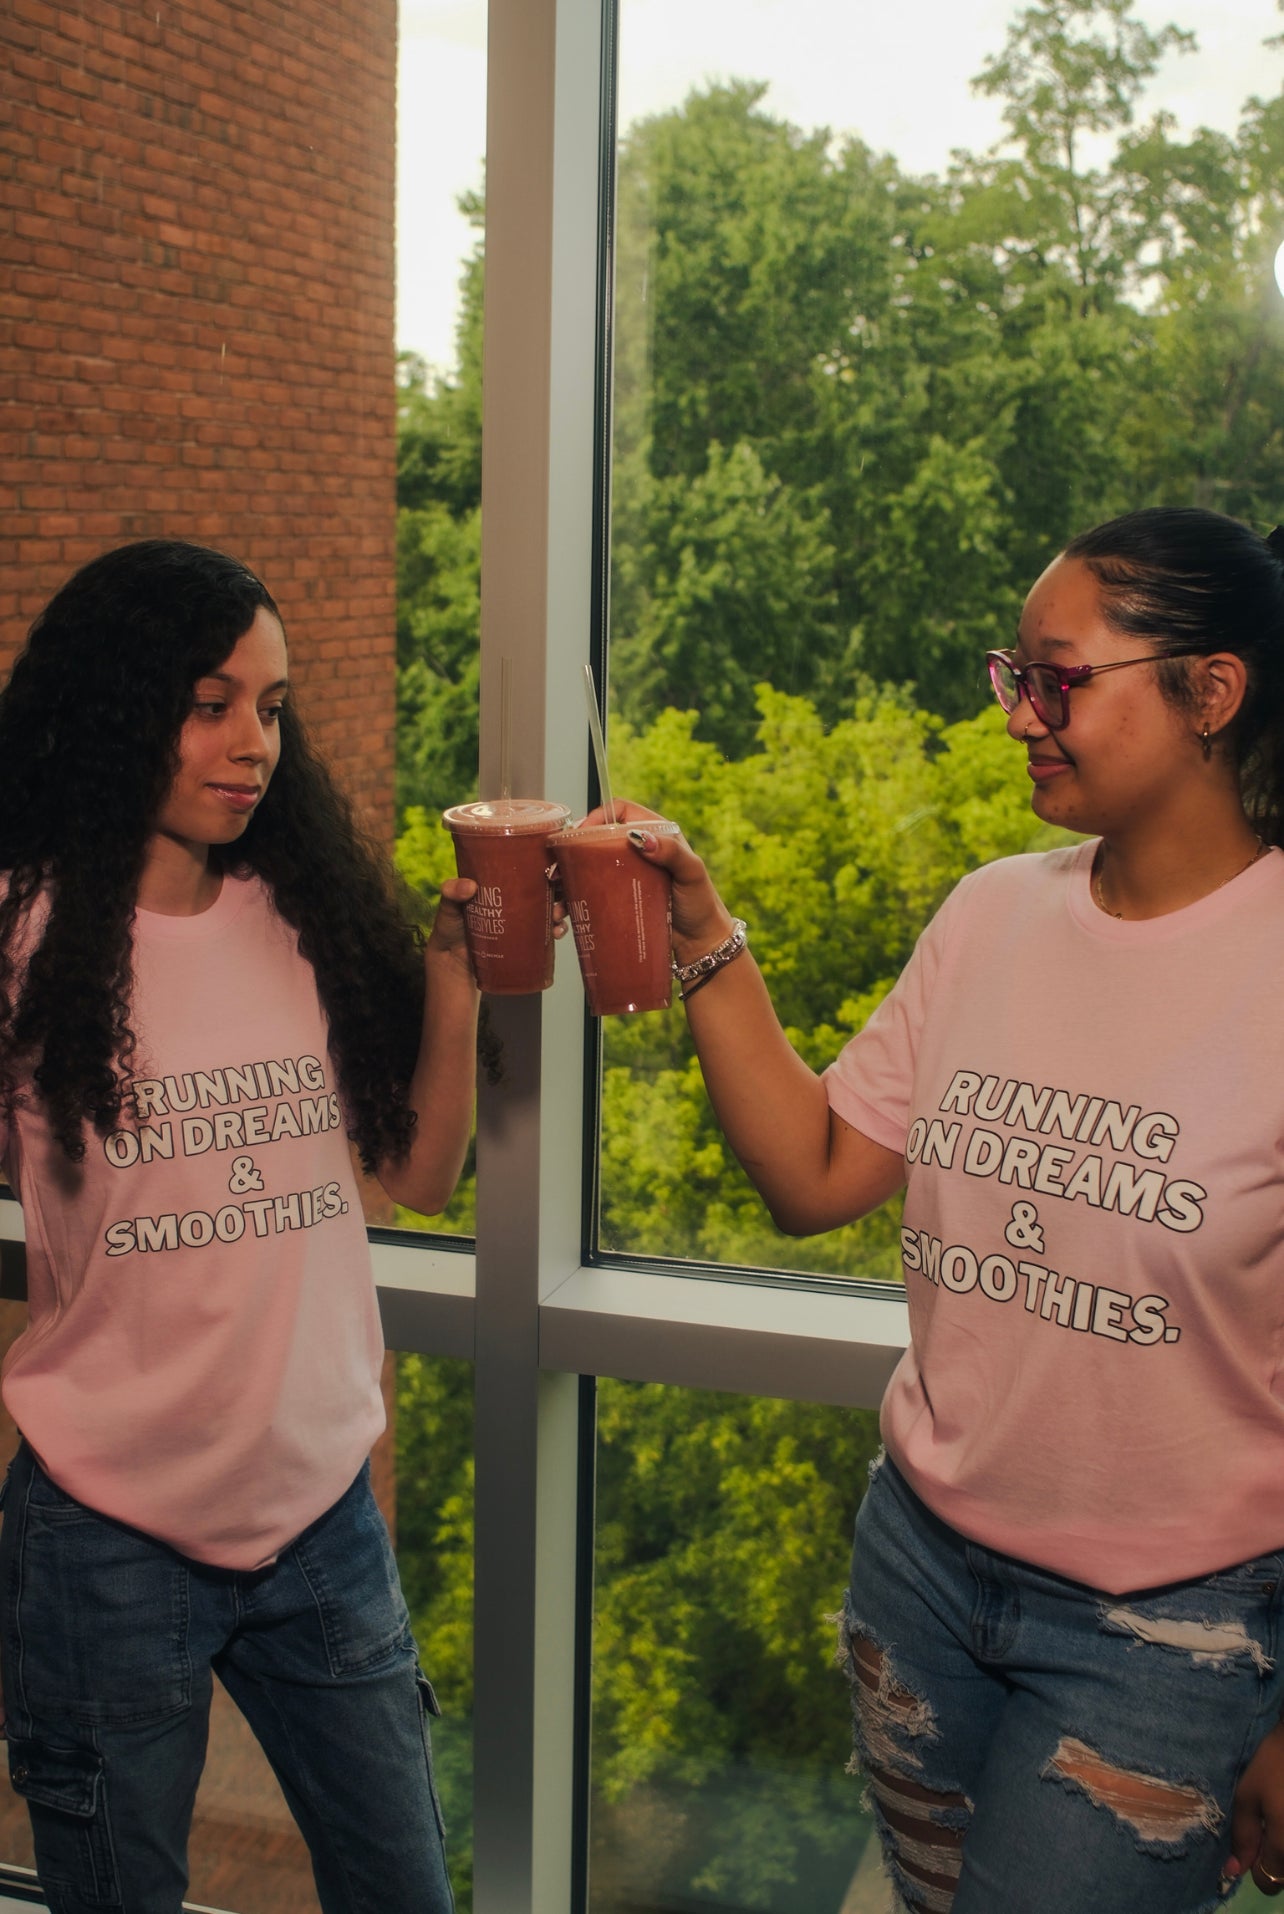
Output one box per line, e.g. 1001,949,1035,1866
841,1454,1284,1914
0,1441,454,1914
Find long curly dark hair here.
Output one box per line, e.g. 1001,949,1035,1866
0,539,426,1168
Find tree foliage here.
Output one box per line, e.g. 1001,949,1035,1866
396,9,1284,780
394,186,484,818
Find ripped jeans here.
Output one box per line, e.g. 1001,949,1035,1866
0,1441,454,1914
840,1454,1284,1914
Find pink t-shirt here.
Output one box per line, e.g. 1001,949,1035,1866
0,873,386,1569
826,839,1284,1594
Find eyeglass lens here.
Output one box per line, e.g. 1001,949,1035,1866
988,656,1019,711
988,657,1065,729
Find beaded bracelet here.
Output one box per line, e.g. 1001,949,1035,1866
673,918,748,1003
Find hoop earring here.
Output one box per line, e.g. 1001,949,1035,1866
1201,725,1212,762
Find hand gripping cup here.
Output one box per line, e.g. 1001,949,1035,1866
443,800,572,994
546,819,681,1015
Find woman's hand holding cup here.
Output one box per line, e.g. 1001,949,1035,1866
425,877,481,984
577,800,737,963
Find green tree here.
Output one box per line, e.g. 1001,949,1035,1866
590,1380,884,1910
606,11,1266,739
613,82,899,488
396,186,483,518
394,187,485,819
969,0,1196,302
397,14,1284,758
396,1354,476,1906
611,440,839,753
1114,68,1284,517
395,501,481,816
848,433,1022,710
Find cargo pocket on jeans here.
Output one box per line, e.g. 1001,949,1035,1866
293,1468,412,1678
7,1737,120,1904
415,1672,448,1842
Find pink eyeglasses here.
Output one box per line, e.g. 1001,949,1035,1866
986,649,1165,731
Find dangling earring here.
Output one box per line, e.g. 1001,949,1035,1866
1201,725,1212,762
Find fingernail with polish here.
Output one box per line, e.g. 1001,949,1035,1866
627,828,655,850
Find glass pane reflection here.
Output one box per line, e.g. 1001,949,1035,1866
391,0,487,1242
596,0,1284,1281
589,1379,884,1913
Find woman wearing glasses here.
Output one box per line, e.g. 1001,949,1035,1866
607,506,1284,1910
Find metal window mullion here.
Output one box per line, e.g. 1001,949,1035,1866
471,0,606,1910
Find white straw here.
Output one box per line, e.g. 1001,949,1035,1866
582,663,616,824
499,657,513,801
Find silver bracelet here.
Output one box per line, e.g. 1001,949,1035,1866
672,918,748,987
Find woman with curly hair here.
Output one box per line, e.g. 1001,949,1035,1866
0,538,478,1913
599,507,1284,1909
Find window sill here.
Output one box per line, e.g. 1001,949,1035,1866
2,1199,907,1405
370,1236,476,1359
539,1264,907,1407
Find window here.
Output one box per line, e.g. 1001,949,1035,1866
588,1381,883,1914
391,0,488,1242
594,0,1284,1282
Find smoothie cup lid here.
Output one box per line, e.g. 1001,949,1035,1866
443,799,572,837
546,818,680,847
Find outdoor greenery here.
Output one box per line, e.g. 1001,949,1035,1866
397,0,1284,811
392,4,1284,1906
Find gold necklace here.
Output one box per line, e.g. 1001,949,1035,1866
1092,837,1270,920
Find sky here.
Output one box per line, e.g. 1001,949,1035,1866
396,0,1284,372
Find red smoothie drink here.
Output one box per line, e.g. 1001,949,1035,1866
443,799,572,994
546,820,680,1015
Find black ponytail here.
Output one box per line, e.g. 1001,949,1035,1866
1064,508,1284,848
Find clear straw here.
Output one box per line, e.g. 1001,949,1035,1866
499,657,513,801
582,662,616,825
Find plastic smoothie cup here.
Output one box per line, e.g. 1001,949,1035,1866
442,799,572,994
546,819,680,1015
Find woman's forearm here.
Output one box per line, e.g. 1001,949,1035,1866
663,873,903,1233
678,938,901,1233
379,945,480,1215
679,937,838,1226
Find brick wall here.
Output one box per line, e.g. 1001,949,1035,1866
1,9,407,1904
0,0,398,832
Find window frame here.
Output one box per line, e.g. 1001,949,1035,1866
456,0,907,1373
397,0,908,1902
0,0,909,1906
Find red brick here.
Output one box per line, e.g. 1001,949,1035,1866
43,9,97,47
57,65,100,100
81,47,131,85
98,25,135,61
81,0,125,30
11,209,56,241
4,0,398,843
1,15,40,48
8,49,59,84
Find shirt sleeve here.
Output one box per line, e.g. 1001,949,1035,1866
823,876,966,1155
